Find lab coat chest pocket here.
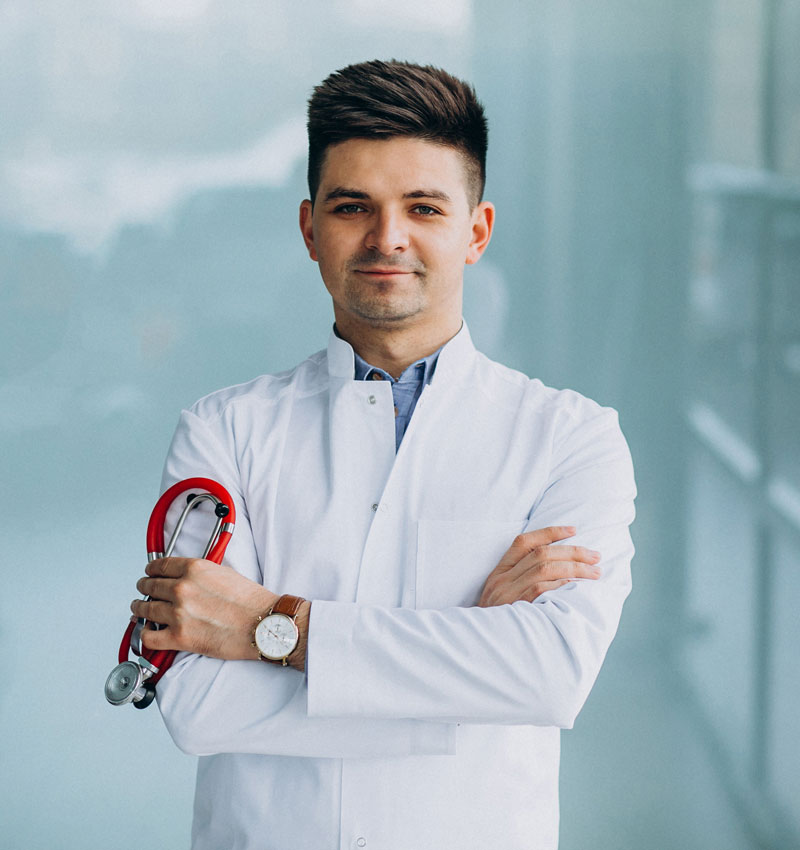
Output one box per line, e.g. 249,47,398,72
415,519,527,610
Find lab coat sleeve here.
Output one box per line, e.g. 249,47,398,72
306,405,635,728
154,408,457,758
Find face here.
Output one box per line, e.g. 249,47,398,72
299,137,494,337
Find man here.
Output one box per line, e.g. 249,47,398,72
133,60,635,849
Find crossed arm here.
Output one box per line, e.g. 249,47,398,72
132,525,603,672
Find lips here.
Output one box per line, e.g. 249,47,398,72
356,268,414,275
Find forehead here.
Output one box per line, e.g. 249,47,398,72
318,137,472,205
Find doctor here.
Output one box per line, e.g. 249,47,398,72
133,60,635,849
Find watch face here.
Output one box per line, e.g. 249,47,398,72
254,613,299,660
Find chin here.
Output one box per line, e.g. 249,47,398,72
347,294,425,325
353,310,421,328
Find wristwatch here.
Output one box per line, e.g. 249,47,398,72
252,594,305,666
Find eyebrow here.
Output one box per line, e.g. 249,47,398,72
323,187,453,204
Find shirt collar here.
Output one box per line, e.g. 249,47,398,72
326,321,477,383
353,348,438,385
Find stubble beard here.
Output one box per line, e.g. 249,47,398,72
344,274,427,324
341,253,428,325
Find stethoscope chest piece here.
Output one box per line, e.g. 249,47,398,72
105,660,155,708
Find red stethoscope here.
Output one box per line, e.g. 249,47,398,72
104,477,236,709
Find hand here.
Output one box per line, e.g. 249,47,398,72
132,558,276,661
478,526,601,607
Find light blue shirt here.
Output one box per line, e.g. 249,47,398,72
353,348,440,450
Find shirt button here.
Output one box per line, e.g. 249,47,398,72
371,372,383,380
357,840,367,848
368,395,377,405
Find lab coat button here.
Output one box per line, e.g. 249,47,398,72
356,839,366,848
379,502,388,513
368,395,377,405
371,503,379,512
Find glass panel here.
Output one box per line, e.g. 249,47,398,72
703,0,765,168
684,446,758,786
769,205,800,495
774,0,800,177
688,188,761,447
767,525,800,836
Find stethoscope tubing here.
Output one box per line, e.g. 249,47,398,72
109,477,236,702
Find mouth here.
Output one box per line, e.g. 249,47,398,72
355,268,416,277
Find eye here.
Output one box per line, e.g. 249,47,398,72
413,205,440,216
333,203,366,214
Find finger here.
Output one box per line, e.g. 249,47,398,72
523,578,574,601
503,546,601,580
516,544,601,571
547,544,601,564
501,526,577,563
145,557,192,578
521,559,602,582
130,598,174,625
140,625,179,652
136,576,178,601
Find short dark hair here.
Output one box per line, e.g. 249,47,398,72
307,59,488,208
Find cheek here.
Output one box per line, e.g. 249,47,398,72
311,236,338,271
317,228,357,266
435,220,472,250
315,252,351,297
425,233,470,267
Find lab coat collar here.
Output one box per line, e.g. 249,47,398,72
326,321,477,383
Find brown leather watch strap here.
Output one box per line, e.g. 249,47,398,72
271,594,305,619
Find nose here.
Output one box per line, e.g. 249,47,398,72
364,209,409,254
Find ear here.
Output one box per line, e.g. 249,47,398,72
465,201,495,266
299,199,318,261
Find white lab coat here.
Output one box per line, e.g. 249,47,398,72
156,323,636,850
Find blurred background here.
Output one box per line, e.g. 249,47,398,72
1,1,798,847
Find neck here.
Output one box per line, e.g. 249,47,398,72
334,315,462,379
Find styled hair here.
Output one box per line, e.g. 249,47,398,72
307,59,488,208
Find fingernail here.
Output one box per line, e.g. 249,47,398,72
590,550,601,560
592,567,602,577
